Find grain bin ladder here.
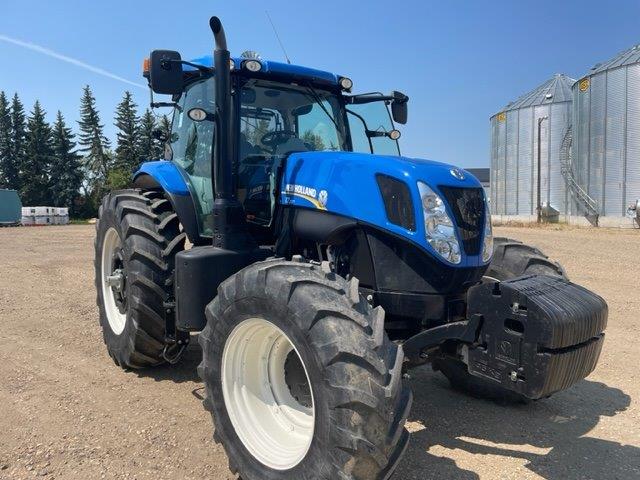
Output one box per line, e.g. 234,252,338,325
560,126,599,225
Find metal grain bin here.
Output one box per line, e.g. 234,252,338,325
490,74,574,218
572,44,640,221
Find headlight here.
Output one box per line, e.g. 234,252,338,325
482,197,493,262
418,182,461,264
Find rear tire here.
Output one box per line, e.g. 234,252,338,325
94,189,186,368
435,237,567,403
198,257,412,480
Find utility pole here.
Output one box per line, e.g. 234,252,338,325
537,116,548,223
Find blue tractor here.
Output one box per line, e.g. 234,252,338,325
94,17,608,479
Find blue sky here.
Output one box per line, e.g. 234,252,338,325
1,0,639,168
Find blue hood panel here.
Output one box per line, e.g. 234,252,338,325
280,151,487,268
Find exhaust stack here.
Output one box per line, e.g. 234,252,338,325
207,16,253,250
209,16,232,202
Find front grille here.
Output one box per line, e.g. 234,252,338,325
438,186,484,255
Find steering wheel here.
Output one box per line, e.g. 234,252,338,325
261,130,296,147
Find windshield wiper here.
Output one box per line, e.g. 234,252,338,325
304,83,340,131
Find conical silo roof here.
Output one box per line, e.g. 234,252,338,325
497,74,575,115
587,44,640,76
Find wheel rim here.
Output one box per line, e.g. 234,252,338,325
221,318,315,470
101,228,127,335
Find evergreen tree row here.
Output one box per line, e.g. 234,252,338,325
0,87,170,217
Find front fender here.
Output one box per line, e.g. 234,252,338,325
133,161,206,245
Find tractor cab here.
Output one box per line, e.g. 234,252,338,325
144,50,407,239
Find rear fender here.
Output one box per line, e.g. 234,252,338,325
133,161,206,245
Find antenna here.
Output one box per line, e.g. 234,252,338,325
265,11,291,64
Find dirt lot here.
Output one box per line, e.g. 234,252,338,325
0,224,638,479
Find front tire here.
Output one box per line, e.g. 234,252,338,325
435,237,567,403
484,237,567,280
94,189,186,368
198,257,412,480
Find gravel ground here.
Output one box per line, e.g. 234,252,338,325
0,224,638,479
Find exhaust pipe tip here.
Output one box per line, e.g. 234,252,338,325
209,16,227,51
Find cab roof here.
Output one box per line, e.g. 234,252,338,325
187,55,342,89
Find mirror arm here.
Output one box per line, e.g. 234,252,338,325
151,101,182,111
346,92,409,106
365,129,386,138
161,59,214,74
346,94,394,105
365,129,401,140
148,86,181,111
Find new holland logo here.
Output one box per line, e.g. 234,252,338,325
318,190,328,208
450,168,466,180
283,184,328,210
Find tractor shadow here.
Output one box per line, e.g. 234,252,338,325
396,366,638,480
134,338,203,384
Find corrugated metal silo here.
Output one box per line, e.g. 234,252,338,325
490,74,575,218
572,44,640,224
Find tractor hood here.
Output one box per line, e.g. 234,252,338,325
280,151,488,268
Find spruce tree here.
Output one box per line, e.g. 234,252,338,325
138,111,171,164
77,85,111,190
114,91,139,173
50,111,83,214
157,114,171,158
137,109,158,164
0,92,13,188
9,93,27,193
22,101,53,205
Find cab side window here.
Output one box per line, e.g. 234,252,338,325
347,99,400,156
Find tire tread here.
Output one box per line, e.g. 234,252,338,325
198,259,411,480
94,189,185,369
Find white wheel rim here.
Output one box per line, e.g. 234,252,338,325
221,318,315,470
101,228,127,335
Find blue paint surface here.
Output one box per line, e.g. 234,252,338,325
280,151,488,267
134,161,190,196
187,56,341,86
135,154,489,268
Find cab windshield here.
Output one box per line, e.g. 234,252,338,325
239,79,348,156
236,80,349,228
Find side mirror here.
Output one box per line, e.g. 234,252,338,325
149,50,183,95
391,91,409,125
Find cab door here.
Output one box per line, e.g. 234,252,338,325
168,77,216,236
